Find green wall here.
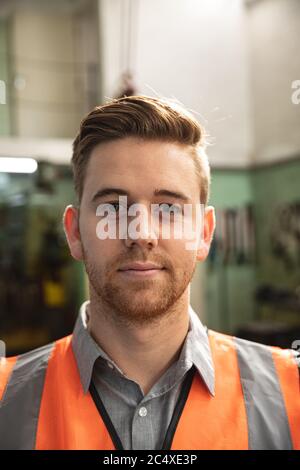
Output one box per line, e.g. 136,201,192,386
253,158,300,289
205,170,256,333
204,158,300,334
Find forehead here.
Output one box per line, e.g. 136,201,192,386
83,137,199,200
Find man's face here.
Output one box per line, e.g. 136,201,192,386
65,137,214,326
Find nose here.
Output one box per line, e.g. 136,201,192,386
124,204,159,249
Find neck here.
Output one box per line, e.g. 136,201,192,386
87,290,190,395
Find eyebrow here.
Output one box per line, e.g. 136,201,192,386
91,187,191,203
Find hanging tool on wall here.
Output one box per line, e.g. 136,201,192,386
208,204,256,267
270,201,300,271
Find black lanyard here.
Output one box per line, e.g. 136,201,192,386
89,365,196,451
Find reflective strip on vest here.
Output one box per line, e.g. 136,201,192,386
234,336,293,450
0,343,54,450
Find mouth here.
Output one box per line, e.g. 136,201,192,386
118,263,165,279
118,269,165,279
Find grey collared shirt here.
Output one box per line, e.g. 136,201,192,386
72,301,215,450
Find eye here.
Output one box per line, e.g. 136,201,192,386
108,202,120,212
97,202,123,216
106,201,128,213
157,203,183,215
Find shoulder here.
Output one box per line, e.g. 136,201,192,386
234,334,298,368
0,335,73,394
208,328,299,370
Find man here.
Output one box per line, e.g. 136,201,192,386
0,96,299,450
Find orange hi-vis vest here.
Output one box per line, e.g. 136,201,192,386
0,329,299,450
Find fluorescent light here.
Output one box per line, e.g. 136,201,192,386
0,157,38,173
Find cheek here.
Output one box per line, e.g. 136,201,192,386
79,212,95,240
81,229,98,254
163,240,197,272
80,212,106,246
85,237,118,260
180,253,197,274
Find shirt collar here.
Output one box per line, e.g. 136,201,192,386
72,300,215,397
186,304,215,396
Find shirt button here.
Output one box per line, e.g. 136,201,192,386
138,406,148,417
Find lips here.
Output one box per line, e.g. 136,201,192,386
118,262,165,280
118,262,164,271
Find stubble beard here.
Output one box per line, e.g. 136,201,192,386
82,248,196,328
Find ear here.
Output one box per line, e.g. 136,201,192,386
63,205,83,261
196,205,215,262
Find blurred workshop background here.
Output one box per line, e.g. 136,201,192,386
0,0,299,356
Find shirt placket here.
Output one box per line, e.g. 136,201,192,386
131,399,154,450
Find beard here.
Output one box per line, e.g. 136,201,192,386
81,245,196,327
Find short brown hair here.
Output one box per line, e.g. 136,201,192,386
72,95,210,205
